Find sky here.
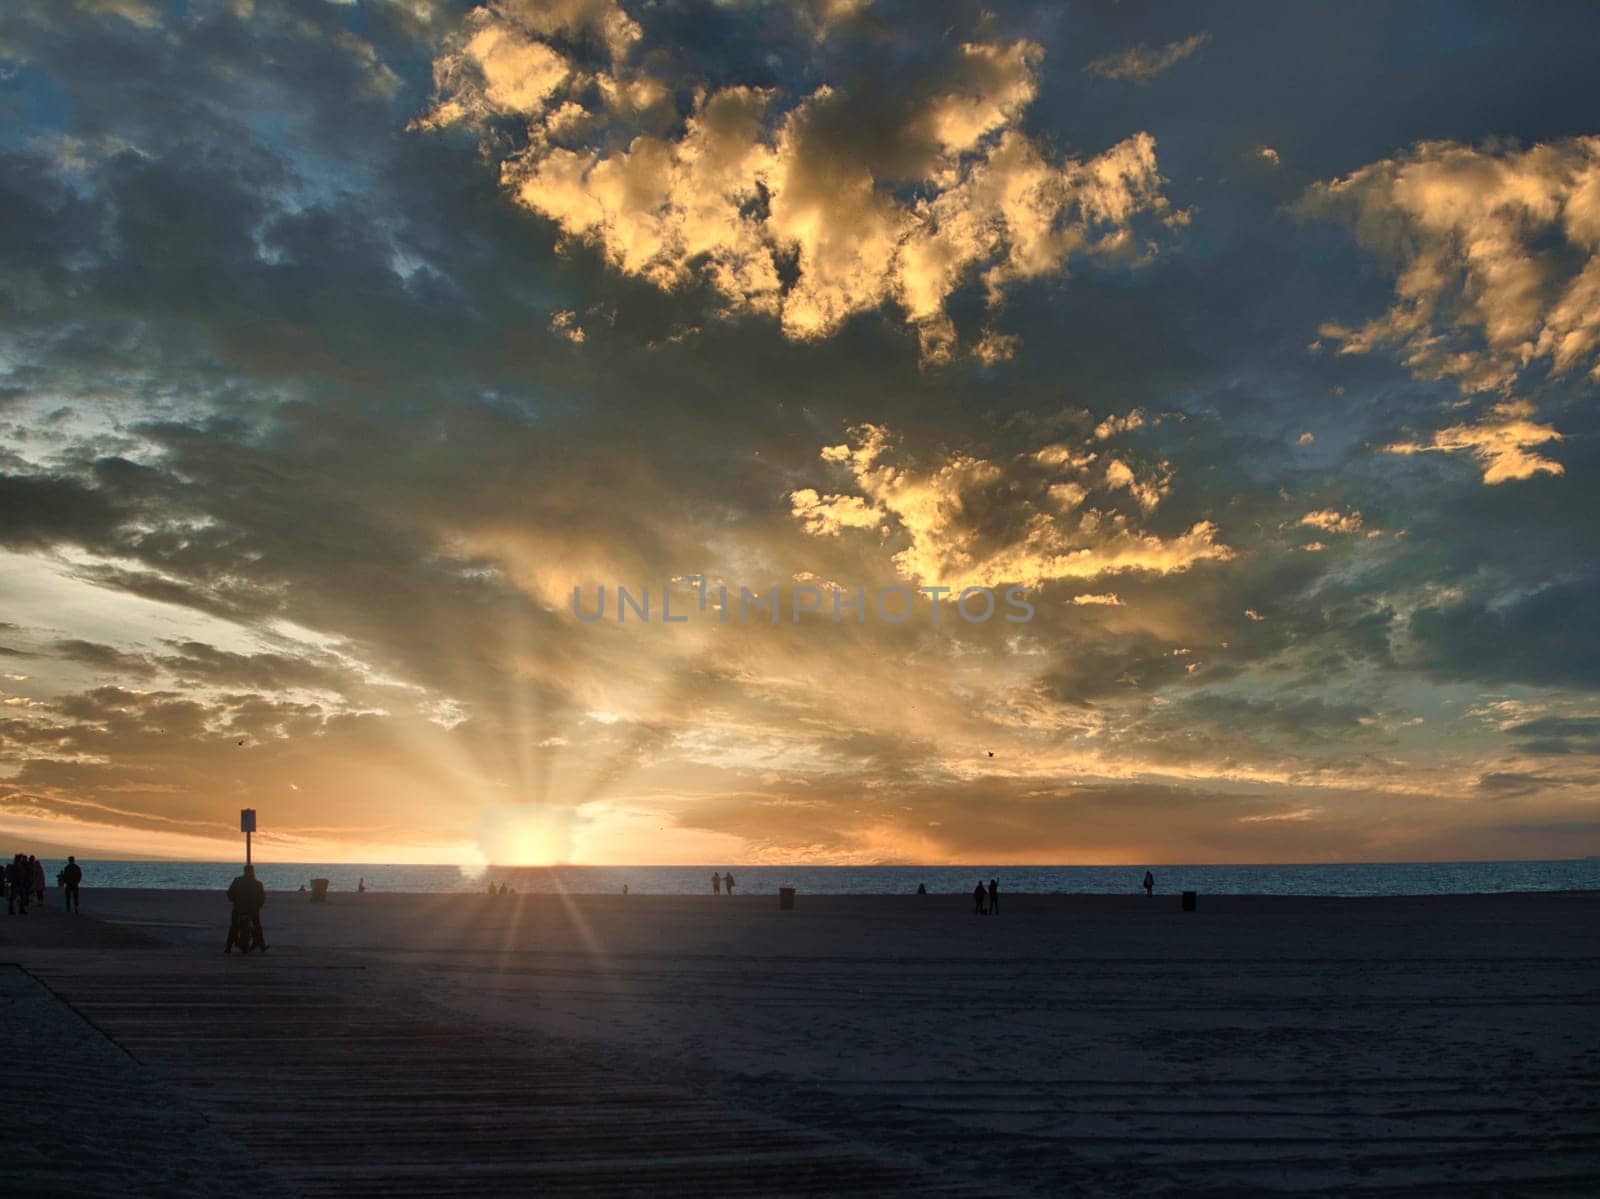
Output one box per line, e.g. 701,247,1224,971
1,0,1598,866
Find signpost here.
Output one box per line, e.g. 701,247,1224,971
241,808,256,865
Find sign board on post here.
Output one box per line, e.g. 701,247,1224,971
240,809,257,833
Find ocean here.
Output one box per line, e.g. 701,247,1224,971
34,858,1600,897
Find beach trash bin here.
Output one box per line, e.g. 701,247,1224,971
1182,890,1197,912
310,878,330,903
778,886,796,910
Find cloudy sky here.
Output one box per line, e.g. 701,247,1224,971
2,0,1598,866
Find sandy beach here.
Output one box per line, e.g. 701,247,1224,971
4,887,1597,1195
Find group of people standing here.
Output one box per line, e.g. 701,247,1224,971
710,871,736,895
973,878,1000,914
4,854,81,914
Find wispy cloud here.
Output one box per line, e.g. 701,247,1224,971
1084,33,1211,84
1385,400,1565,484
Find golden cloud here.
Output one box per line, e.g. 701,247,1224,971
417,4,1180,360
1384,399,1565,484
1305,136,1600,393
790,424,1231,588
1298,509,1364,534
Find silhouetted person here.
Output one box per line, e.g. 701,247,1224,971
724,872,735,896
988,878,999,914
225,864,268,954
358,877,366,893
6,855,26,915
30,855,44,903
1143,870,1155,897
61,856,82,913
916,882,927,895
711,872,721,895
973,881,987,914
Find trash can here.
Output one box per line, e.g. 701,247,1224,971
310,878,330,903
1181,890,1197,912
778,886,795,910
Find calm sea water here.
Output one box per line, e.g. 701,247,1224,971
34,859,1600,897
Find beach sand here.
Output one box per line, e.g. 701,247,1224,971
4,887,1597,1195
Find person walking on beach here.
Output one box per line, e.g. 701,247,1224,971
1142,870,1155,897
30,855,45,904
723,872,735,896
988,878,999,915
711,871,721,895
225,864,268,954
973,880,987,915
60,856,82,913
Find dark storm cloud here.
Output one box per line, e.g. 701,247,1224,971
0,473,121,548
52,639,156,676
1476,772,1550,797
1504,717,1600,757
1408,573,1600,690
156,640,353,694
1167,694,1375,740
1037,639,1193,708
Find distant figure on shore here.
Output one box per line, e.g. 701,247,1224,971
723,872,736,896
988,878,999,914
1143,870,1155,897
711,872,721,895
61,856,82,913
916,882,927,895
225,864,268,954
6,855,27,915
358,877,366,893
973,881,987,915
622,883,629,895
30,855,45,903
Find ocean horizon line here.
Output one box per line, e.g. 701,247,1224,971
33,858,1600,899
